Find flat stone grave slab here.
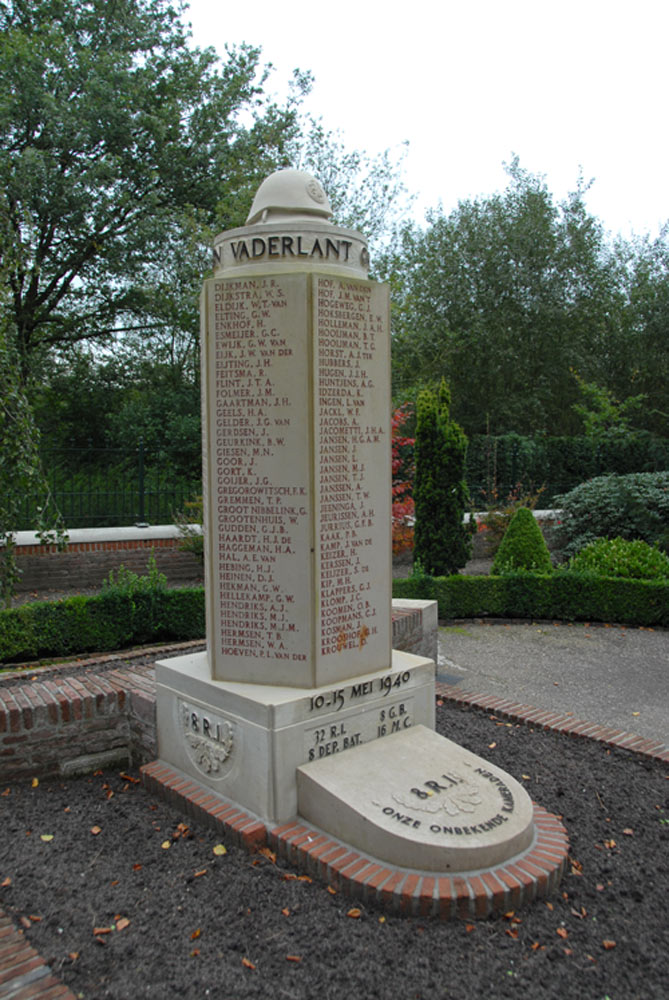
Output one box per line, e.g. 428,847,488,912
297,725,535,872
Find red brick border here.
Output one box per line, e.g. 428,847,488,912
435,683,669,764
0,910,77,999
139,760,568,919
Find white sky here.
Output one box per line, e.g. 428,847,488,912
185,0,669,240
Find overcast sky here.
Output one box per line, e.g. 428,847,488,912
186,0,668,241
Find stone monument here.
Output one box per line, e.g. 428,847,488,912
154,169,542,879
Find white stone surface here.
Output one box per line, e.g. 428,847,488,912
297,725,535,872
155,650,435,823
201,271,391,687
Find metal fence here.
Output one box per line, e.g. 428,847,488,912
12,440,201,530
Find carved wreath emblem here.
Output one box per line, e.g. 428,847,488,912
391,776,482,816
181,705,234,776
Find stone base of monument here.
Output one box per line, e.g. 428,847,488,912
155,649,436,824
141,750,568,918
149,653,569,917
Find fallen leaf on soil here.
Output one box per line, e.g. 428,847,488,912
110,880,119,887
242,958,256,970
32,778,39,788
190,949,200,957
119,772,140,783
283,873,297,881
522,774,531,780
531,942,541,951
556,928,569,939
569,857,583,875
281,908,290,917
258,847,276,863
212,844,227,856
622,828,634,836
116,918,130,931
563,948,573,956
68,952,79,961
29,915,42,922
596,883,605,892
632,712,640,717
488,742,497,749
93,927,112,936
193,869,207,878
286,955,302,963
132,863,142,871
191,928,201,940
161,841,171,850
90,826,102,836
20,917,31,929
604,839,616,849
378,916,386,924
602,939,616,950
505,928,519,939
1,788,10,797
1,877,10,887
40,834,53,842
63,807,70,813
347,908,362,918
465,924,475,933
297,875,312,883
545,902,554,911
327,886,337,895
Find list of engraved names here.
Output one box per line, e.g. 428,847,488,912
211,276,310,664
316,276,389,662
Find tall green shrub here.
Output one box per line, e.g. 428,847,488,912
554,471,669,556
491,507,553,575
413,380,473,576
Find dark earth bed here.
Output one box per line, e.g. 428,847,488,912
1,700,667,1000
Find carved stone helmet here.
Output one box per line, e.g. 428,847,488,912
246,168,333,225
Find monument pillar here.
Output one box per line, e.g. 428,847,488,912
153,170,550,894
155,170,436,822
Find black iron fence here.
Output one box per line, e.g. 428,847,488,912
12,440,201,530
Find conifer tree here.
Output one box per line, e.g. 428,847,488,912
413,379,473,575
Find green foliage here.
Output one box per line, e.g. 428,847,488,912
392,573,669,628
554,472,669,556
566,538,669,580
480,484,545,555
1,308,67,606
571,371,647,441
413,380,473,576
491,507,553,575
0,587,205,663
101,551,167,596
463,432,669,508
175,497,204,563
382,159,669,439
0,0,305,376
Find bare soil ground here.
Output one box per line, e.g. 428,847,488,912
2,698,667,1000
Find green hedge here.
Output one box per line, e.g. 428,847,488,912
393,573,669,627
0,588,205,663
3,574,667,664
466,432,669,505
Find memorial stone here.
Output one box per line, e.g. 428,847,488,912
154,169,538,876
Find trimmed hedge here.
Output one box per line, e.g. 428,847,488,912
393,573,669,627
2,574,667,664
0,588,205,663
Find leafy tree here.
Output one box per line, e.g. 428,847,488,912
0,308,66,605
413,380,473,575
0,0,305,378
571,370,646,441
391,403,415,555
383,159,630,437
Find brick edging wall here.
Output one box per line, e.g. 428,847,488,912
13,537,203,593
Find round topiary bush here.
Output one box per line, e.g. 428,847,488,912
490,507,553,575
566,537,669,580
